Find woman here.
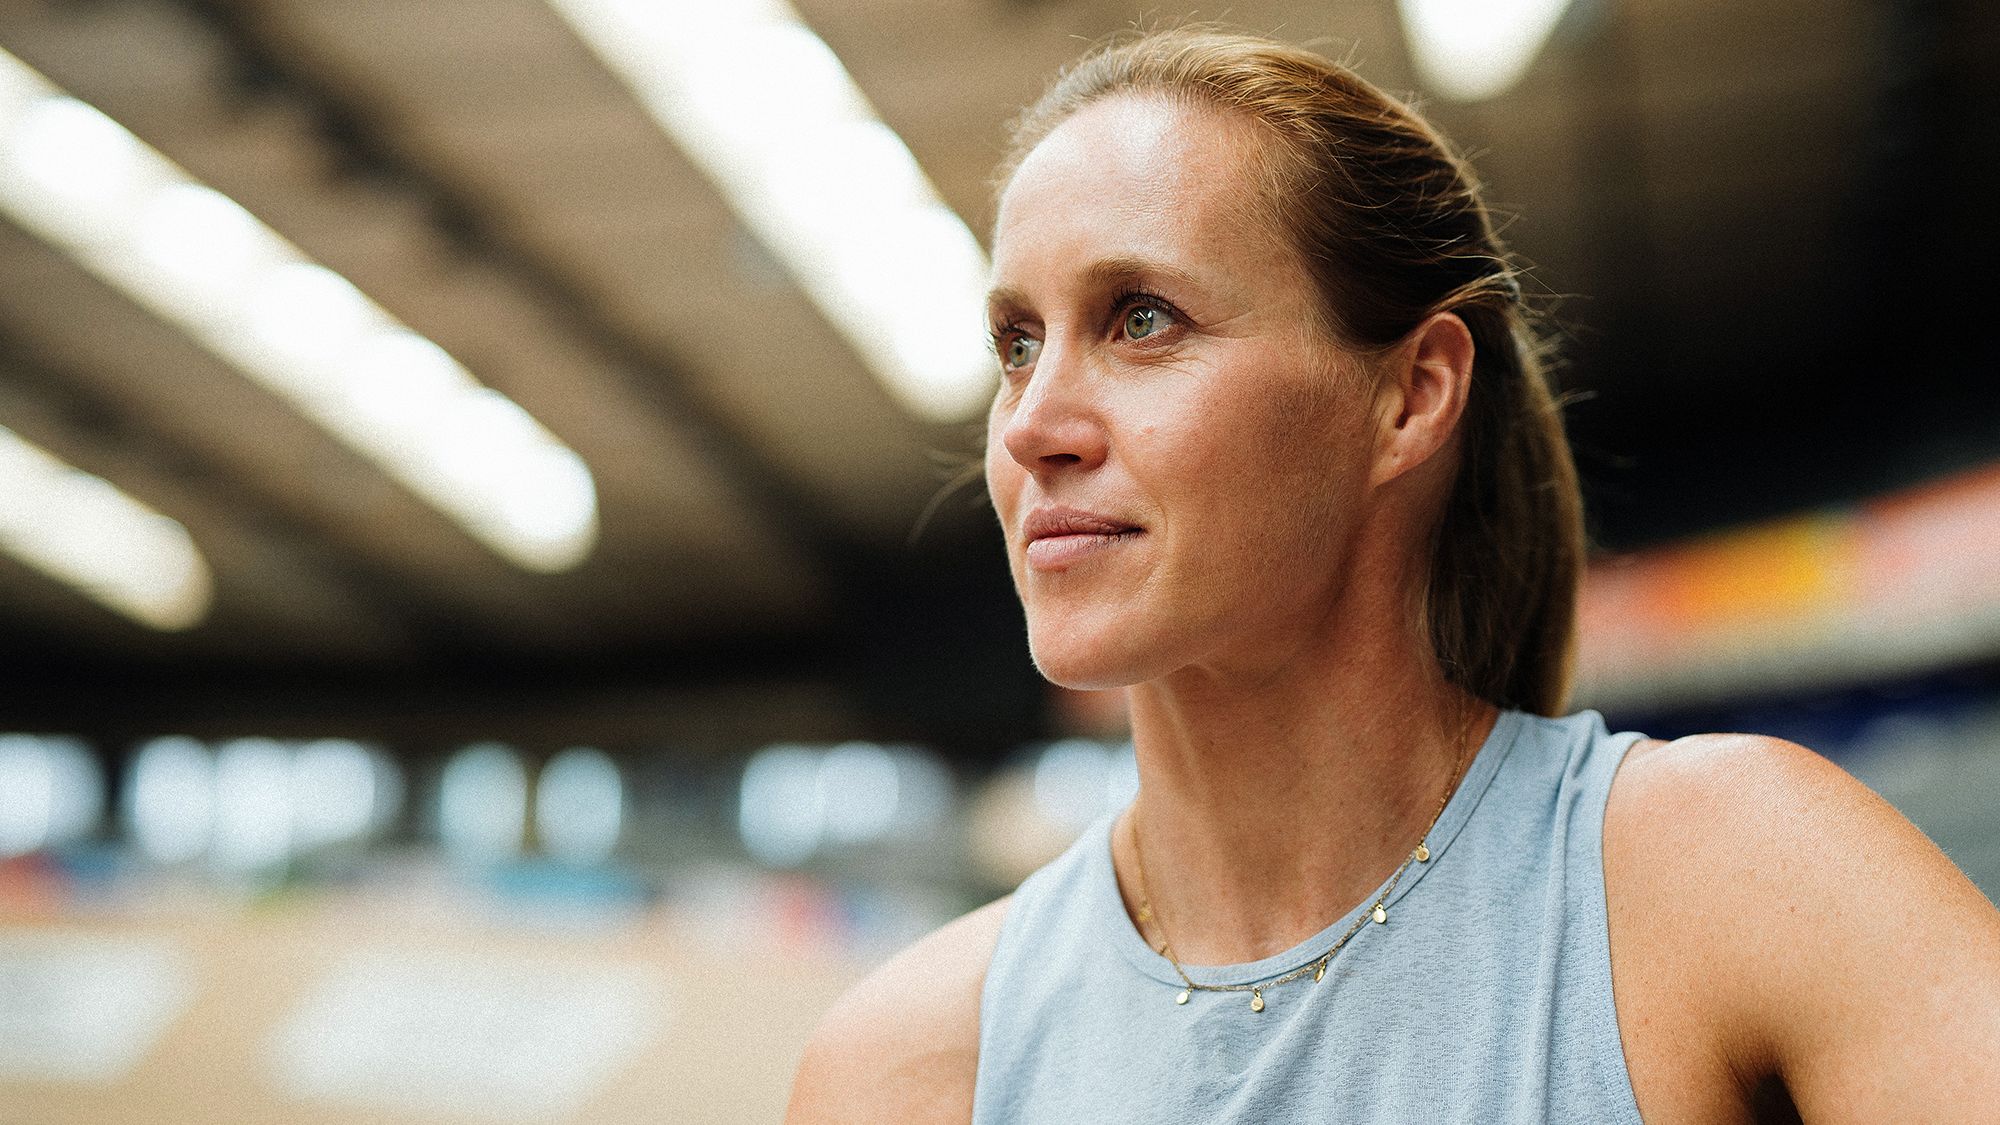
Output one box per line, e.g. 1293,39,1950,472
787,28,2000,1123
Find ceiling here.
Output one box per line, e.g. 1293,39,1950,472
0,0,1994,757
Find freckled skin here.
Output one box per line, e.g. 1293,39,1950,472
985,96,1380,691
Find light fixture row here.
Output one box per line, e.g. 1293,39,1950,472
1397,0,1576,103
0,49,599,586
0,424,210,629
548,0,997,423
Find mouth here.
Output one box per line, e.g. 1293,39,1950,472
1023,509,1143,572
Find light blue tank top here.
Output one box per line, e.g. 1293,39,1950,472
972,709,1648,1124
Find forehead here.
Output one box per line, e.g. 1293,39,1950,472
991,95,1283,288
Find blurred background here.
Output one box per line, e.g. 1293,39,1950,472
0,0,1995,1120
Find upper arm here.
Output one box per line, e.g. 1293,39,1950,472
1608,733,2000,1123
784,894,1011,1125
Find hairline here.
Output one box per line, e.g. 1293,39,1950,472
992,88,1355,350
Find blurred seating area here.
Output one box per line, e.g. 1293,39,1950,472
2,662,1997,1120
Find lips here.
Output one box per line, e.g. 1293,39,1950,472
1022,506,1142,571
1025,508,1139,541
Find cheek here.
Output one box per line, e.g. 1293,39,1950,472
1158,379,1359,553
1259,364,1367,486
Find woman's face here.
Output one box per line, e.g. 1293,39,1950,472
985,95,1381,689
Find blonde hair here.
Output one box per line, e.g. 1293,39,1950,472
999,28,1584,715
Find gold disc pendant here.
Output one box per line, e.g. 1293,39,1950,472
1371,904,1388,925
1313,962,1326,983
1175,989,1190,1005
1249,989,1265,1012
1415,842,1431,863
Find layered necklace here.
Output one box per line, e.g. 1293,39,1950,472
1126,716,1481,1013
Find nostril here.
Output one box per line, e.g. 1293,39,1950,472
1043,453,1083,466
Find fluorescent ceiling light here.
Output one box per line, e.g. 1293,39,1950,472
1398,0,1575,102
438,742,529,867
124,736,216,864
0,52,597,572
548,0,996,423
0,424,213,630
534,746,623,867
0,733,103,858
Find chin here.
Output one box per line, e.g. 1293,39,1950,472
1024,610,1167,691
1029,652,1135,692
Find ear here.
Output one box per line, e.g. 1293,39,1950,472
1370,311,1475,489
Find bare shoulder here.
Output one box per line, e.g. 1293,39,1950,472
1605,731,2000,1121
784,894,1012,1125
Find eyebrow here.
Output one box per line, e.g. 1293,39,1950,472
986,255,1203,316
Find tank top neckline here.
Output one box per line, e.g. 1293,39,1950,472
1088,707,1529,989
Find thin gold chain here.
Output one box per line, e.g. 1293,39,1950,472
1127,711,1482,1012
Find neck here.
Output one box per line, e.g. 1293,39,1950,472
1113,611,1497,967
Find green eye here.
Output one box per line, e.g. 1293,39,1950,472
1124,304,1168,340
1003,335,1041,370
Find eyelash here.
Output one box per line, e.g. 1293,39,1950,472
1112,287,1178,329
989,321,1028,362
989,288,1186,372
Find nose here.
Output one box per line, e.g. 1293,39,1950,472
999,346,1109,475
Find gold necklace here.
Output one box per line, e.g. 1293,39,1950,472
1126,715,1480,1013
